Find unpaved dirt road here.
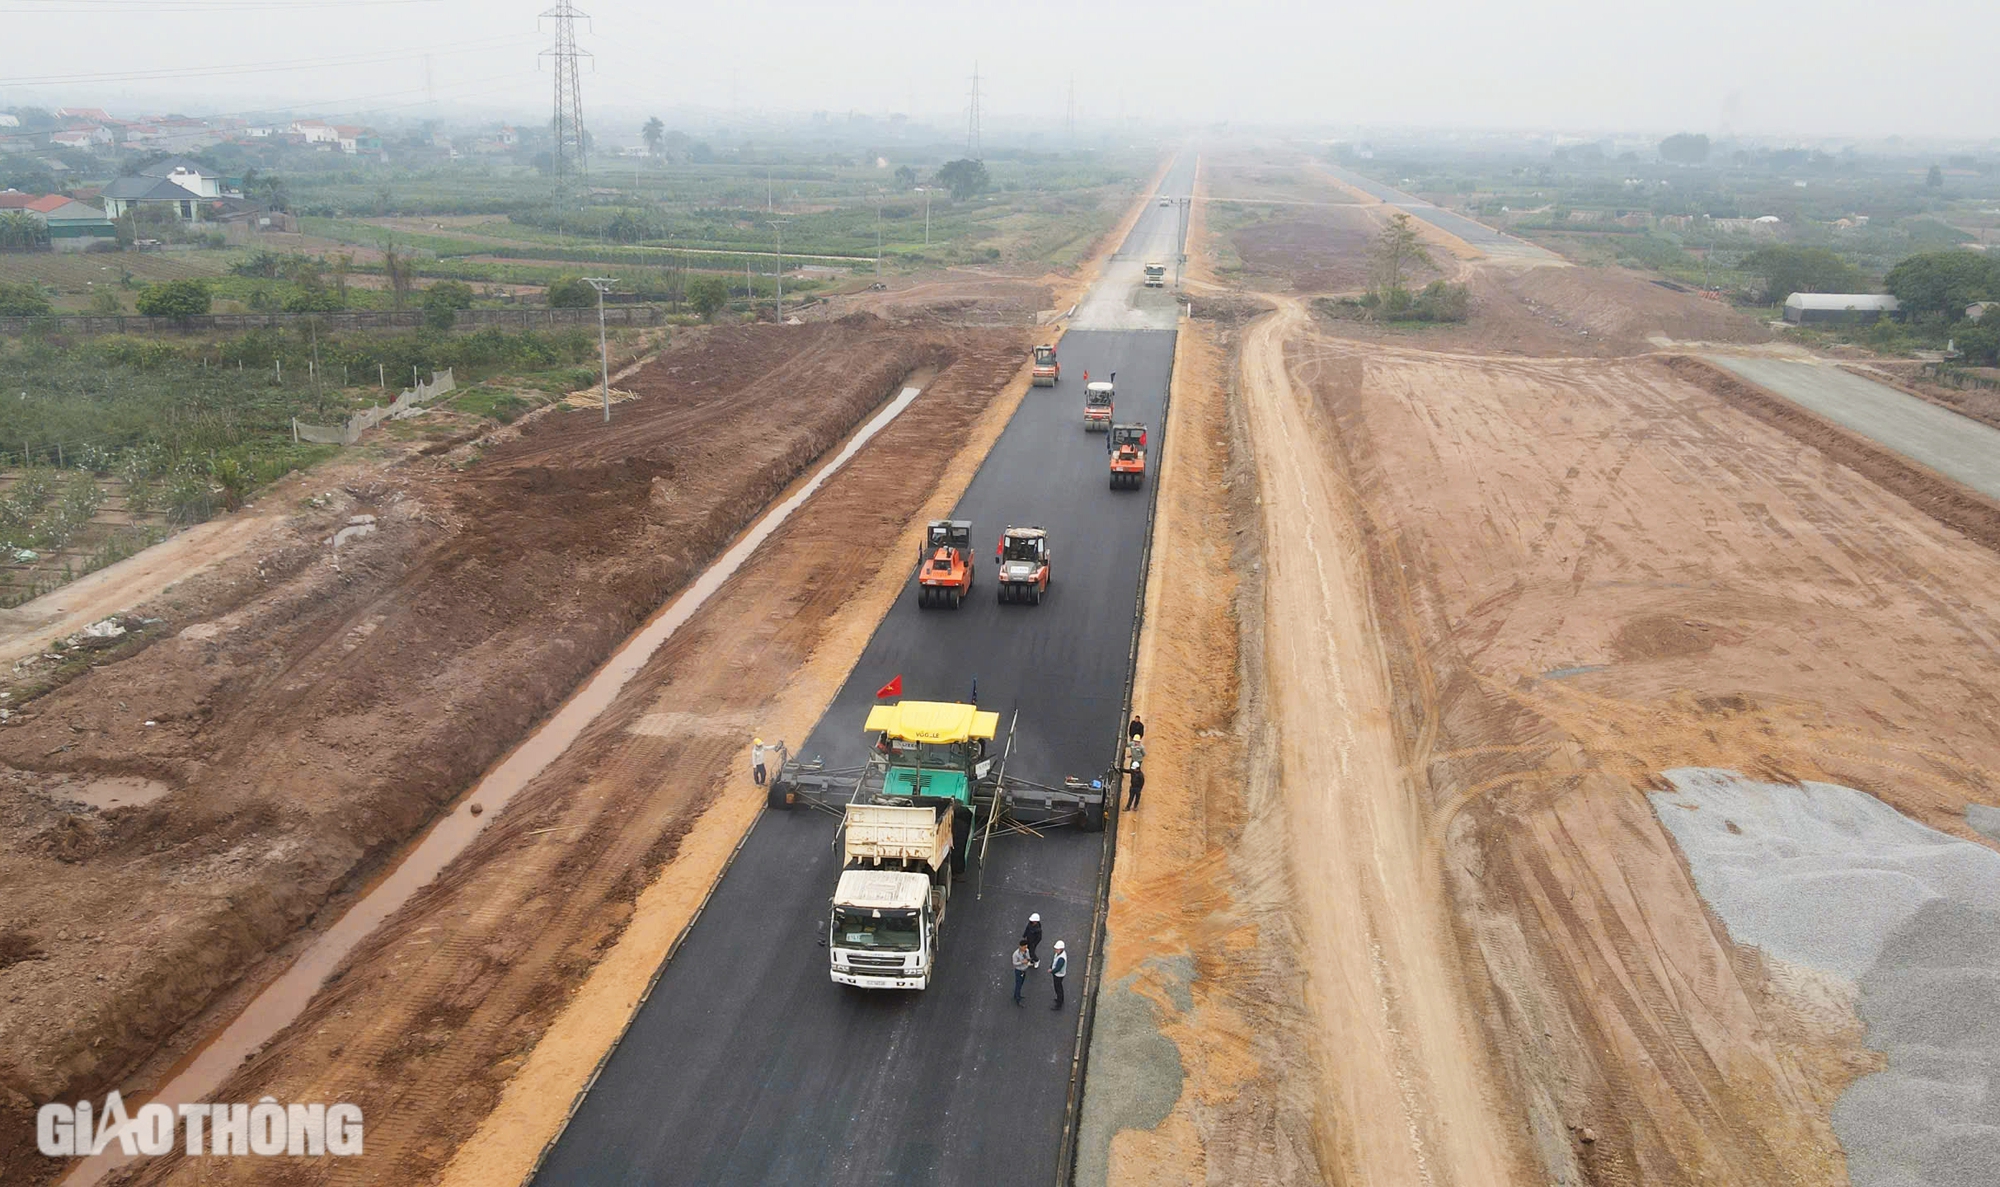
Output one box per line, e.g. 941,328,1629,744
1241,297,1532,1184
0,513,282,668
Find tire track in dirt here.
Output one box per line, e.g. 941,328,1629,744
1238,296,1530,1186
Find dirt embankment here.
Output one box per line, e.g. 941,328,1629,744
1840,361,2000,435
1291,337,2000,1183
0,314,977,1184
1665,354,2000,554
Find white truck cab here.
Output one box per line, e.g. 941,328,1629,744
827,803,953,990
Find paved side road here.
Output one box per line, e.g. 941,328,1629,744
1320,163,1557,260
1704,355,2000,501
533,158,1195,1187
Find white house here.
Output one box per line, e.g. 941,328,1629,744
49,128,110,149
99,176,205,221
139,156,223,198
290,119,339,145
0,114,19,128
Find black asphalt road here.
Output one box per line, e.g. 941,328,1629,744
535,158,1195,1187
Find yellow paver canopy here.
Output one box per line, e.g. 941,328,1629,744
864,700,1000,744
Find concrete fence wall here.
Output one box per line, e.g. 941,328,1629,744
293,368,456,446
0,305,665,338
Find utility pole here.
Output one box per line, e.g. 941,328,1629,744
876,189,884,279
967,62,982,160
539,2,592,207
917,186,931,245
583,277,616,422
766,219,789,322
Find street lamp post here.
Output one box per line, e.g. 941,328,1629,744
583,277,617,422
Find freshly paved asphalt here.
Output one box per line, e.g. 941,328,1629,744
535,155,1196,1187
1704,355,2000,500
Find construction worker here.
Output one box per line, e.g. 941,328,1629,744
1022,913,1043,965
1050,941,1069,1010
751,738,768,786
1012,941,1033,1006
1129,715,1145,741
1124,736,1146,811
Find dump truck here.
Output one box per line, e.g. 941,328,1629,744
1032,343,1060,386
916,519,974,608
826,801,956,990
1109,422,1147,489
1143,262,1166,288
995,525,1051,604
1083,377,1114,432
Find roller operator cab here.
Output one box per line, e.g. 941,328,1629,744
1032,343,1060,387
995,525,1051,604
916,519,974,609
1084,377,1114,431
1143,261,1166,288
1109,422,1148,489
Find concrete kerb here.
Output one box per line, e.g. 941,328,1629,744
1055,310,1184,1187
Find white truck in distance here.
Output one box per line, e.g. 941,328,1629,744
826,803,954,990
1143,261,1166,288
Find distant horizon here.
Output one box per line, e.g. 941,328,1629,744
5,96,1995,158
3,0,1995,146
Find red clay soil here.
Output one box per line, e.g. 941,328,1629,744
0,314,977,1184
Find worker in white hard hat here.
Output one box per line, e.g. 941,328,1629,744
1050,940,1069,1010
751,737,768,786
1021,913,1043,965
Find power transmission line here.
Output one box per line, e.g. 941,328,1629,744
539,1,591,206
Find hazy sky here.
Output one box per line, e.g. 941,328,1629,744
3,0,1995,141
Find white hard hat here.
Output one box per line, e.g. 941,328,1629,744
1054,940,1066,950
1029,913,1040,922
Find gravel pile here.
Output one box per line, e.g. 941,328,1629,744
1650,768,2000,1186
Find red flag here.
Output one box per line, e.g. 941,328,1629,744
876,675,903,699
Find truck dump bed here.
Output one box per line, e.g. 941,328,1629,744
844,803,953,869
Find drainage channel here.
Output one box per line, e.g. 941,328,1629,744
66,382,928,1184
